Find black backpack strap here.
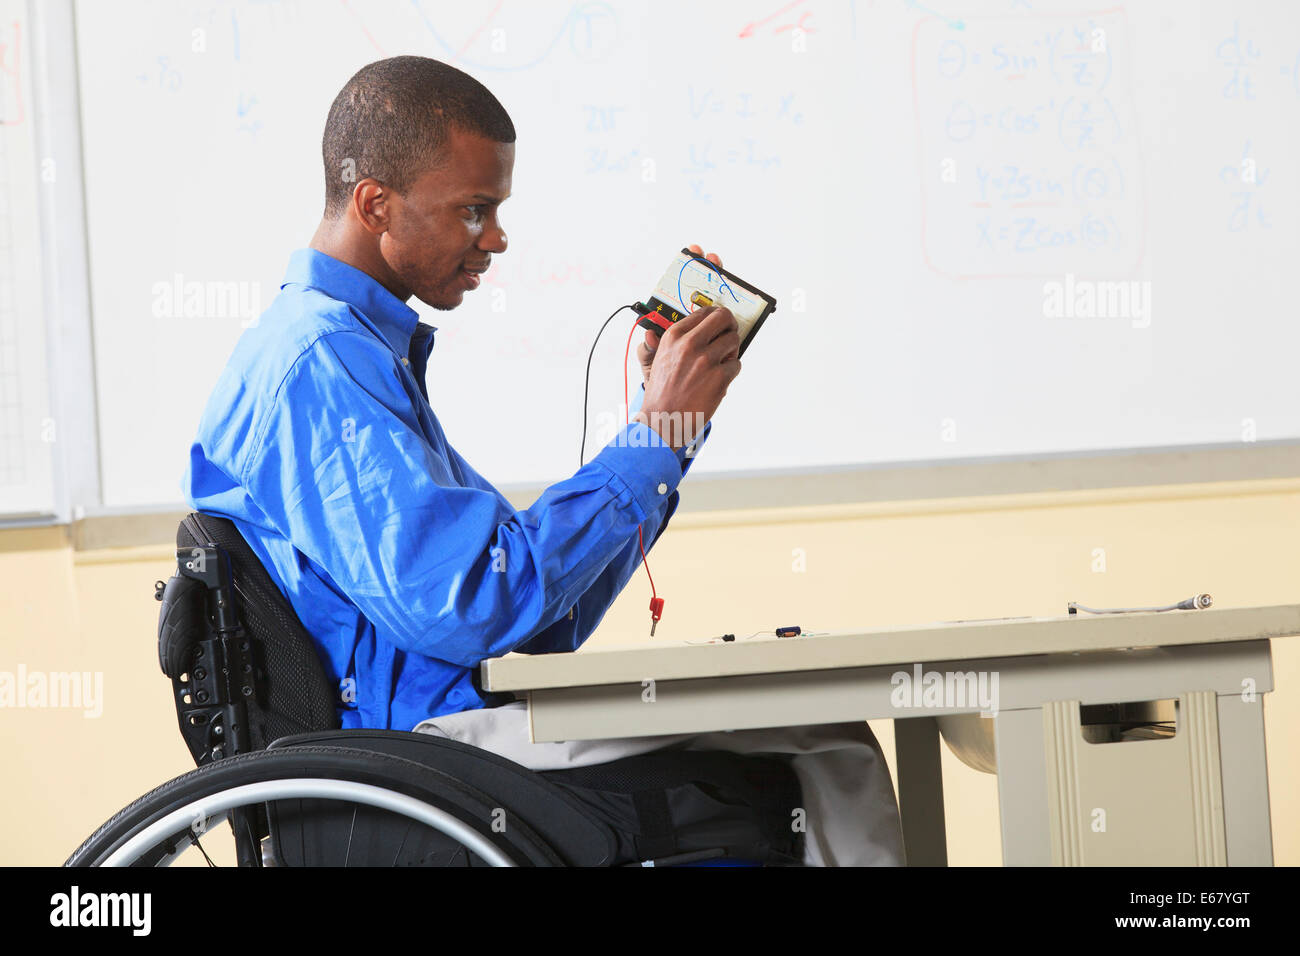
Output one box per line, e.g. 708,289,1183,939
631,790,677,861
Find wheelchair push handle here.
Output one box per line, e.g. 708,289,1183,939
157,546,239,680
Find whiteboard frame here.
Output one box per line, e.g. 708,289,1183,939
662,438,1300,514
60,438,1300,549
20,0,100,526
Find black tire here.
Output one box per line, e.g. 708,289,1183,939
65,746,563,867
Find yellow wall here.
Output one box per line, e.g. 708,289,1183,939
2,477,1298,866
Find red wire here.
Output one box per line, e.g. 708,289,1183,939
624,319,657,600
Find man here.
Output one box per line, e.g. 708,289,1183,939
183,56,902,865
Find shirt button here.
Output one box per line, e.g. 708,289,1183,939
401,357,410,367
657,482,668,495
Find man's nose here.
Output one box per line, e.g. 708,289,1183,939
481,223,508,255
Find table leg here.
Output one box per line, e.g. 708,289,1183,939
994,707,1052,865
1217,693,1274,865
894,716,948,866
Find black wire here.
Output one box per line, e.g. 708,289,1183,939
581,303,637,468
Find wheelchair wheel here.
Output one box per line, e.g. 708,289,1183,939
66,746,563,867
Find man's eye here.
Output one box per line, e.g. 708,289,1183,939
464,205,487,220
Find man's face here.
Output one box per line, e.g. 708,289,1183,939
380,126,513,310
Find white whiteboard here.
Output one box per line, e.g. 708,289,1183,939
74,0,1300,509
0,0,55,518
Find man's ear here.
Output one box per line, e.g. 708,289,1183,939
350,178,392,235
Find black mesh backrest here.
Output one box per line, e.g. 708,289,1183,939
178,512,341,748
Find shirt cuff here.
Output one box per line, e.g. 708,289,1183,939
589,421,681,520
676,419,710,473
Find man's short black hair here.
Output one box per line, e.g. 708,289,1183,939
322,56,516,217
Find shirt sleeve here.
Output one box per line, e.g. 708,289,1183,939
452,438,679,656
512,385,713,653
243,330,686,668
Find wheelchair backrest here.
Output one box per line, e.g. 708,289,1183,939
157,512,341,765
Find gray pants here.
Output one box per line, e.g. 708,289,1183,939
412,702,904,866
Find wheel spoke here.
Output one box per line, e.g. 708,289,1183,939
342,805,358,868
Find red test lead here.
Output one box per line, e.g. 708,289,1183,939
649,597,665,636
626,315,665,637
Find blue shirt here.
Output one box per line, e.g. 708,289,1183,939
182,248,708,731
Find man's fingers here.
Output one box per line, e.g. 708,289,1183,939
691,306,739,346
661,304,737,366
664,304,718,338
687,243,724,271
706,328,741,365
637,329,659,366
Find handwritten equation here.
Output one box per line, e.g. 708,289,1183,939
913,9,1143,278
1215,19,1300,102
681,87,797,203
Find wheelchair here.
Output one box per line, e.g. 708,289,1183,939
66,513,803,867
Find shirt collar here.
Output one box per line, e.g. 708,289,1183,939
282,248,437,360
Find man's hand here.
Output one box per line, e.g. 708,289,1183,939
637,243,723,388
635,299,742,452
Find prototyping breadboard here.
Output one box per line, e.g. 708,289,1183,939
635,248,777,358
